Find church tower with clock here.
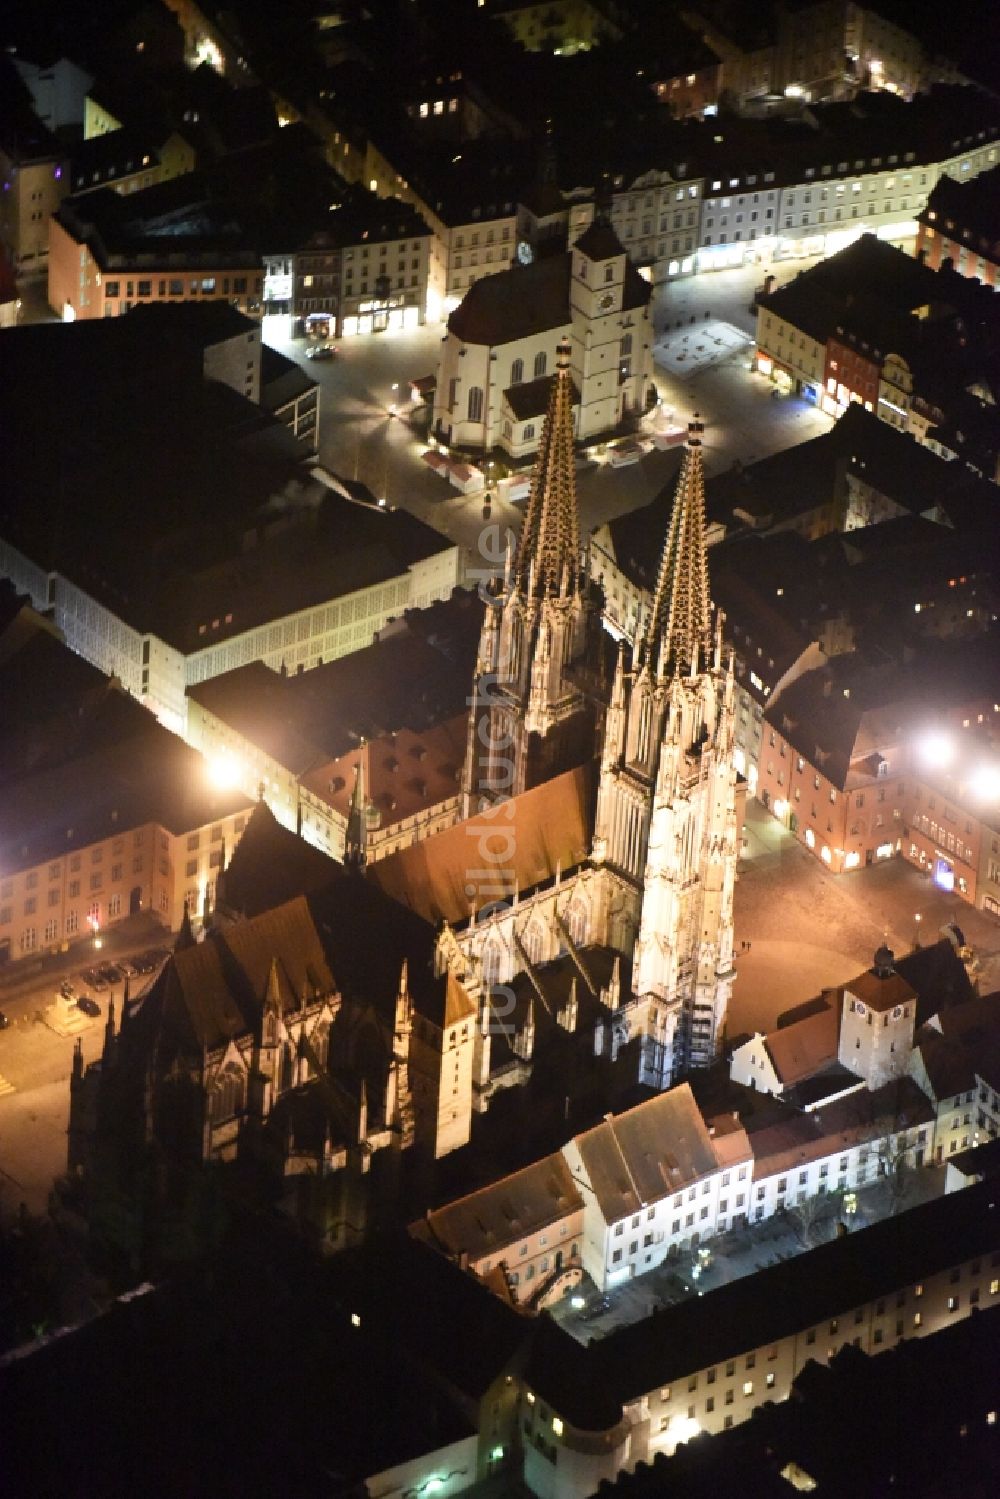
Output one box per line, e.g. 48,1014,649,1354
568,219,649,441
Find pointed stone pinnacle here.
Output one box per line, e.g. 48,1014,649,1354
644,414,712,677
515,336,580,597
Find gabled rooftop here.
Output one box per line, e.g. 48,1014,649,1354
573,1082,719,1222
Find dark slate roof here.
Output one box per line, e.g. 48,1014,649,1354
0,1227,474,1492
186,590,482,770
320,185,431,247
0,56,63,162
448,250,650,347
54,172,264,268
595,1302,1000,1496
69,124,171,193
0,631,250,870
506,373,579,421
126,300,258,348
949,1134,1000,1178
259,344,316,410
758,235,947,344
157,894,336,1052
330,1231,532,1404
894,938,975,1025
573,218,627,262
448,253,571,346
307,878,465,1029
151,495,454,655
219,800,344,918
920,163,1000,247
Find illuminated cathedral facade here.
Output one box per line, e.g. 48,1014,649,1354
454,346,739,1089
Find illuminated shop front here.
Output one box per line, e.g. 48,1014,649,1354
341,295,421,337
774,218,919,264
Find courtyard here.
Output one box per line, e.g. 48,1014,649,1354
550,1162,946,1345
731,801,1000,1039
652,319,753,380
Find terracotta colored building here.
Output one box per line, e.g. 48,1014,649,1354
824,326,881,414
917,165,1000,289
48,179,263,321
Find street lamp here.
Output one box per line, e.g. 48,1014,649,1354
207,752,240,790
913,912,922,949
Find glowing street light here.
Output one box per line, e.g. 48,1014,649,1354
670,1415,701,1446
916,731,954,770
207,752,240,790
970,763,1000,801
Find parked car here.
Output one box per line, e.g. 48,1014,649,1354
98,962,124,984
76,995,100,1017
133,949,169,974
305,343,336,361
118,960,138,977
80,966,107,991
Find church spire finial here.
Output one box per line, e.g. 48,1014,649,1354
515,337,580,598
345,749,369,871
175,899,197,951
643,413,712,677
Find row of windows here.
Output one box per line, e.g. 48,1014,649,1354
618,210,698,236
453,226,512,249
10,893,152,947
705,209,774,229
3,861,144,917
104,275,257,299
0,836,152,897
508,351,552,386
656,1264,1000,1406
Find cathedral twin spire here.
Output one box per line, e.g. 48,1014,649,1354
512,371,712,677
514,337,581,597
642,415,712,678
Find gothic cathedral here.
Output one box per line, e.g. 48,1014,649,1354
594,418,739,1083
461,363,739,1088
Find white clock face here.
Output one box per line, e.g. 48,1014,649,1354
516,240,534,265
